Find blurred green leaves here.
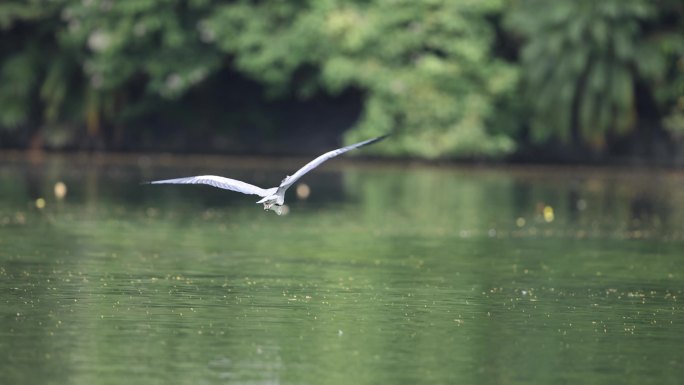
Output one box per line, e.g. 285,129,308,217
505,0,683,150
0,0,682,158
0,52,39,129
206,0,517,158
0,1,61,130
61,0,222,97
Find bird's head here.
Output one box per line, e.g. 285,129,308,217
263,201,284,215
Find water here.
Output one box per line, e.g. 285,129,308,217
1,154,683,385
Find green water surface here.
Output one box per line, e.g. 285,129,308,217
1,155,683,384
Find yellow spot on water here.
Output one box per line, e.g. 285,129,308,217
14,212,26,224
35,198,46,209
543,206,554,222
54,182,67,200
296,183,310,199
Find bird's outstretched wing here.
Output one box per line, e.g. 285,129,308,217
278,135,388,192
146,175,272,197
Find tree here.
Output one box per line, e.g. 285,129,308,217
0,0,68,146
505,0,679,153
654,0,684,144
206,0,518,158
0,0,225,149
1,0,682,160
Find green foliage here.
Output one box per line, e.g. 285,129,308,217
0,0,225,143
651,1,684,140
206,0,518,158
0,0,56,30
0,52,39,129
0,1,62,131
61,0,222,98
505,0,664,149
0,0,682,158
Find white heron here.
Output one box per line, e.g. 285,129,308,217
145,135,387,215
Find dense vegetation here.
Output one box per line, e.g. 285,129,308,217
0,0,682,160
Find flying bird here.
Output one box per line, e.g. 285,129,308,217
145,135,387,215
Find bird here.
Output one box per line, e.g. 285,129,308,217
145,135,387,215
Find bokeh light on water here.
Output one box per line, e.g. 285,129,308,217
1,155,683,385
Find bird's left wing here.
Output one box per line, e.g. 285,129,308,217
146,175,271,197
278,135,388,191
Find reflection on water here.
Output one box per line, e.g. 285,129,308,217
1,154,683,385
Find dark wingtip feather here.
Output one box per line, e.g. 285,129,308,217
357,133,390,148
372,133,390,143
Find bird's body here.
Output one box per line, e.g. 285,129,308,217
146,135,387,215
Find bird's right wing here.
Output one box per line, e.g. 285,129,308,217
278,135,388,191
145,175,271,197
